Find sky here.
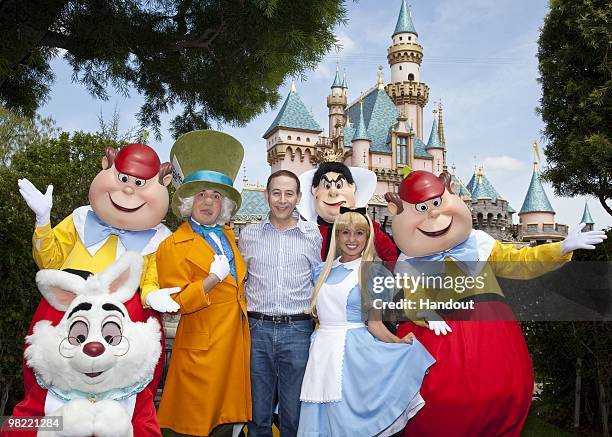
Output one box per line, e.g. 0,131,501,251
39,0,611,229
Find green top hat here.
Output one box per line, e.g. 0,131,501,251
170,130,244,218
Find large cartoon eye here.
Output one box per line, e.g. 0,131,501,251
415,202,428,212
335,179,344,189
134,178,146,187
117,173,130,183
323,180,332,190
68,320,89,346
102,321,122,346
431,197,442,207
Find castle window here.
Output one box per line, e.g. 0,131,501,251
408,73,414,81
397,136,408,165
288,135,292,140
297,136,301,141
399,66,402,71
306,137,310,142
408,36,412,41
399,36,403,41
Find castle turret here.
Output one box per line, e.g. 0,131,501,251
467,166,514,240
327,65,347,138
351,100,371,169
518,143,566,243
580,201,595,232
385,0,429,138
264,80,323,175
425,107,444,175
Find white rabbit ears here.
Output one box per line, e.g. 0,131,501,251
36,252,144,311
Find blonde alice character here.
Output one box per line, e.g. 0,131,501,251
297,210,435,437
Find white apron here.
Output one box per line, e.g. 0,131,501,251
300,265,365,403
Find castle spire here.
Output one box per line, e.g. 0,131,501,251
520,161,555,214
377,65,385,90
290,79,297,94
394,0,417,36
581,201,594,226
341,69,348,89
353,98,371,141
331,64,342,88
438,101,447,170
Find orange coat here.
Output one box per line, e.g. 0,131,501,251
156,221,251,436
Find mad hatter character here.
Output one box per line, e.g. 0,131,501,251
17,143,175,394
384,170,606,437
148,130,250,436
298,161,398,262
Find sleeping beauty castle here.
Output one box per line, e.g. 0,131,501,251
235,0,585,244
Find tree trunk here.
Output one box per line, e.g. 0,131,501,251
598,378,610,437
598,195,612,217
574,357,582,428
0,379,11,416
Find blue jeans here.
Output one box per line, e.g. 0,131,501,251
247,317,313,437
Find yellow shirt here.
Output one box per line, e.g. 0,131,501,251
398,232,572,326
32,207,171,301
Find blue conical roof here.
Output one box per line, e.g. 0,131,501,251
470,171,502,203
263,88,322,138
331,67,342,88
519,167,555,213
426,118,443,149
394,0,418,36
352,104,371,141
581,202,594,224
341,70,348,89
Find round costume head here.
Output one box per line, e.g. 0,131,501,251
88,144,172,231
297,162,377,223
385,170,473,257
169,130,244,219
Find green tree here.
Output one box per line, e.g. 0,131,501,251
0,106,56,166
537,0,612,216
0,131,119,414
524,228,612,436
0,0,347,138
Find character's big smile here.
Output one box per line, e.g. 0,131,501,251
418,218,453,238
109,194,145,213
323,200,346,207
84,371,104,378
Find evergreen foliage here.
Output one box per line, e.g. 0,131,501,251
537,0,612,216
0,0,347,138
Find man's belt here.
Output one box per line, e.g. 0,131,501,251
247,311,311,323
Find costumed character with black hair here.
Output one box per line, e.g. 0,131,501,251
297,161,398,262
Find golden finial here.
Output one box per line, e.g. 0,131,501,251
533,139,541,172
242,165,248,185
377,65,385,90
290,79,297,93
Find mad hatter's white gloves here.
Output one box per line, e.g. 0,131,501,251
210,254,230,282
145,288,181,313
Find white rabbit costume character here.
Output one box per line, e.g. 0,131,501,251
4,252,162,437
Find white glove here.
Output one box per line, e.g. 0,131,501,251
561,223,607,255
145,287,181,313
418,310,453,336
18,178,53,227
210,254,230,282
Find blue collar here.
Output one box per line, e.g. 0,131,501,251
35,372,151,402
